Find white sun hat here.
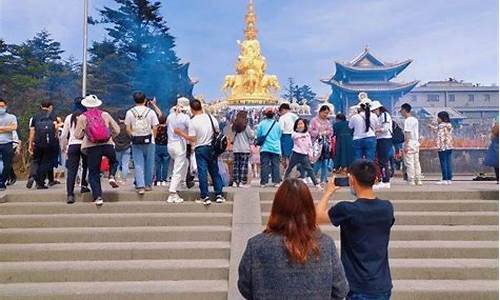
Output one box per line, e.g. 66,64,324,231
81,95,103,108
370,100,383,111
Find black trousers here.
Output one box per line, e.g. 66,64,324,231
284,151,318,186
0,143,14,188
33,144,58,187
86,145,117,200
66,144,88,196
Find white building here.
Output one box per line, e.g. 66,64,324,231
397,79,499,120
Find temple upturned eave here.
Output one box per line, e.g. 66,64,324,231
325,79,420,93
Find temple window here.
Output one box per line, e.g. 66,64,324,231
468,94,475,102
448,94,455,102
427,94,440,102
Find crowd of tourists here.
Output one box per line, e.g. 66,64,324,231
0,93,499,205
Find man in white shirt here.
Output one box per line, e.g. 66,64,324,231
400,103,422,185
278,103,298,169
165,97,191,203
175,99,225,205
125,91,159,194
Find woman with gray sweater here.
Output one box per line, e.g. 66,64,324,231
229,111,255,188
238,178,349,300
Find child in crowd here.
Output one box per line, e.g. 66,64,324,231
250,144,260,179
316,159,395,300
284,118,320,189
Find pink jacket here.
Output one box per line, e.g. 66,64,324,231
309,117,333,140
292,131,313,157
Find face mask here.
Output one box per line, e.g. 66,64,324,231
0,108,6,115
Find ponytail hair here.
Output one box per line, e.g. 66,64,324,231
363,103,371,132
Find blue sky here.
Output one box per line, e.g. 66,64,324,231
1,0,498,101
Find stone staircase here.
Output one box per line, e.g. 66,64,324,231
0,186,498,299
0,191,232,300
260,190,499,300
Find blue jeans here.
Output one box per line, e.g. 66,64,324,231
114,148,131,180
131,143,155,188
260,151,281,185
347,291,391,300
353,137,377,161
314,159,329,183
155,144,170,182
0,143,13,188
438,149,453,181
195,145,223,199
376,138,393,183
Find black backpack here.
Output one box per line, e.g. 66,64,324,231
208,114,227,156
113,123,131,151
35,112,57,148
391,121,405,144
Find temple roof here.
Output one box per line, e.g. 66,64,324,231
329,48,413,82
321,79,419,93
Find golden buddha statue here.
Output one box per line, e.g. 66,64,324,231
222,0,280,105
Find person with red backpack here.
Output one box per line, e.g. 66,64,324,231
75,95,120,206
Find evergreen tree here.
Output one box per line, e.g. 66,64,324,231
90,0,188,109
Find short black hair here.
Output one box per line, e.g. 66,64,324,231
335,113,346,122
319,104,331,113
189,99,203,111
133,91,146,104
293,118,308,132
0,97,6,105
41,100,53,108
401,103,412,113
349,159,377,187
279,103,290,112
437,111,450,123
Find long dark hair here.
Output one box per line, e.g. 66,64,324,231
232,110,248,133
70,97,86,128
438,111,450,123
265,178,320,264
361,102,371,132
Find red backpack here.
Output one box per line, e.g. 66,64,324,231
84,108,111,143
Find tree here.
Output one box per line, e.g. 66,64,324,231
281,77,317,104
90,0,192,109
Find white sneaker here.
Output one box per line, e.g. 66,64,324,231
416,180,423,186
161,181,168,187
373,183,384,190
94,197,104,206
215,195,226,203
408,181,416,186
239,183,251,188
384,182,391,189
195,197,211,205
436,180,447,185
166,194,177,203
108,177,119,188
173,194,184,203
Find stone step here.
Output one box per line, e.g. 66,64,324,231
259,190,499,201
260,200,499,212
0,280,228,300
1,191,233,203
0,226,232,243
0,212,233,228
319,225,499,241
392,280,499,300
390,259,498,280
0,259,229,283
321,240,498,259
0,202,233,214
262,211,499,225
0,241,231,262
